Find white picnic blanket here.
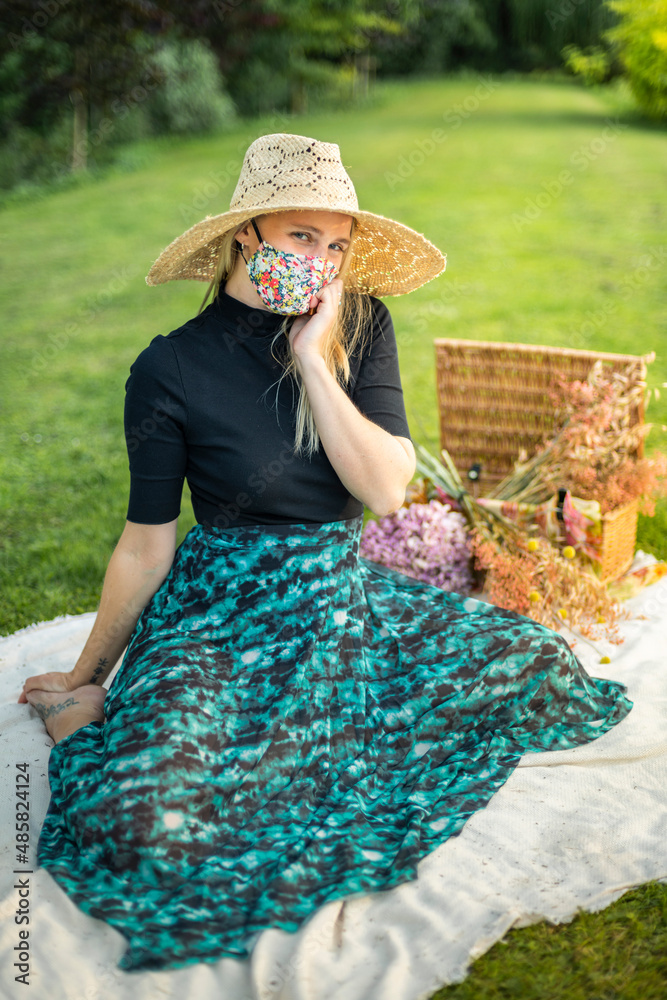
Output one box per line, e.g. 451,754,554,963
1,570,666,1000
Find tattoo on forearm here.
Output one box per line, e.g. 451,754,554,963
32,697,79,719
90,658,108,684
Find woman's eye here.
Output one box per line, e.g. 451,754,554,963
291,232,344,252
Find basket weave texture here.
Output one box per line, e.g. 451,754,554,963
434,339,645,583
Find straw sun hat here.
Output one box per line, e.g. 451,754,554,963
145,133,446,297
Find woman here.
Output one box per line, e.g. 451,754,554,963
19,133,632,973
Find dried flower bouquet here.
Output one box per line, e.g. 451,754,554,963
413,445,627,646
486,353,666,514
362,355,667,651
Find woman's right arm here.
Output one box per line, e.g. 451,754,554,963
18,518,178,702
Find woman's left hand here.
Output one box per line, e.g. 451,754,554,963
287,278,344,366
18,669,78,703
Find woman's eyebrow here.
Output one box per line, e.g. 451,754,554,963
288,224,351,244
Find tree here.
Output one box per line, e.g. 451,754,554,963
604,0,667,119
159,0,410,116
371,0,495,76
475,0,616,73
0,0,171,172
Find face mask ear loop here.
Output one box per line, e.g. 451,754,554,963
251,218,264,246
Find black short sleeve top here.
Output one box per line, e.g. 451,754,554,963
123,286,412,528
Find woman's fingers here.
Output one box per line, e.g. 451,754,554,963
18,671,74,704
323,277,344,305
309,282,342,317
288,279,345,361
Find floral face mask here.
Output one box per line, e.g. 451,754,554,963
243,219,339,316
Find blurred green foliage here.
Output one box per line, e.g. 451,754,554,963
6,0,665,196
145,39,236,135
2,0,665,196
374,0,616,75
562,44,613,86
605,0,667,119
562,1,667,122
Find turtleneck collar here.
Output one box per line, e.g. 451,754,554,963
208,284,287,337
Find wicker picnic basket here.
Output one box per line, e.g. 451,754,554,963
434,339,646,583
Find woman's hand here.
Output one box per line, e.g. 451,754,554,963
288,277,344,366
18,670,77,704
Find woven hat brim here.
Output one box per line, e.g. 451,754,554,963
145,205,446,297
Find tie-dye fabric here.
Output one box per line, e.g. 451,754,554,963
37,514,632,973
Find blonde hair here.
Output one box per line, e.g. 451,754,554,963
198,213,374,459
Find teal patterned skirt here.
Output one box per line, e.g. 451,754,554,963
38,514,632,972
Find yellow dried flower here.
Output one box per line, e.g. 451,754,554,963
528,590,541,603
527,539,539,552
562,546,576,559
557,608,568,619
600,655,611,664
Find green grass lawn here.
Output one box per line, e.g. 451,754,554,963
1,73,666,996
